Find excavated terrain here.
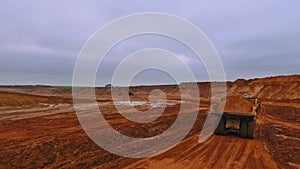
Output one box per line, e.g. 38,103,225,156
0,75,299,169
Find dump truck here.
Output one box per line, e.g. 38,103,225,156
213,96,260,139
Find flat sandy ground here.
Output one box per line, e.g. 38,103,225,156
0,77,299,169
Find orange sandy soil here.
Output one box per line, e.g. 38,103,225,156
0,75,299,169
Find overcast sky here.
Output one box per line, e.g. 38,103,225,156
0,1,299,86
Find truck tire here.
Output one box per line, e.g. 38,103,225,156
240,120,248,138
247,121,256,139
219,118,227,135
214,121,221,135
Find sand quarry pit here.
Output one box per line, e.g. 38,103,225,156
0,75,299,169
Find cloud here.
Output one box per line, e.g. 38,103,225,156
0,0,299,85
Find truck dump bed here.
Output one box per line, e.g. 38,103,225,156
215,96,256,116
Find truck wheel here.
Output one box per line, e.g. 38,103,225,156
214,121,221,135
219,118,227,135
240,120,248,138
247,121,256,139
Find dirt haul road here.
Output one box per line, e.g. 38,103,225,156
125,105,278,169
0,75,299,169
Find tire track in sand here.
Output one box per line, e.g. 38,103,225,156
125,105,279,169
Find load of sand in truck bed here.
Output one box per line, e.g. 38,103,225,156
215,96,255,115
